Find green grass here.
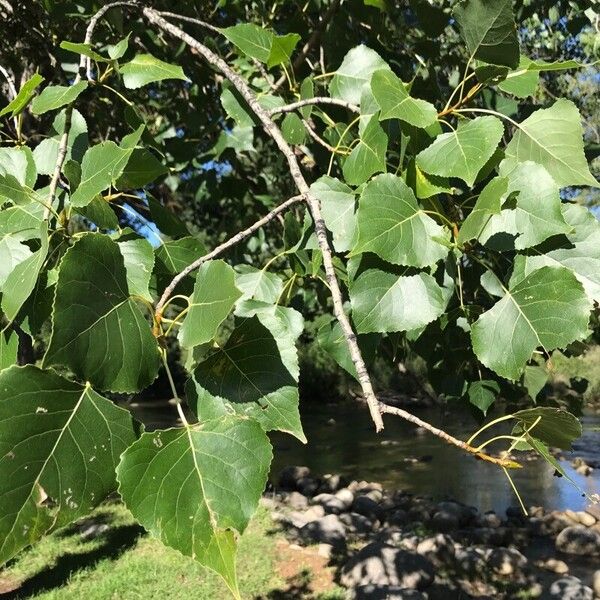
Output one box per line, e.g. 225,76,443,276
0,501,284,599
552,346,600,401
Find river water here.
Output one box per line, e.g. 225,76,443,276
269,402,600,515
129,399,600,515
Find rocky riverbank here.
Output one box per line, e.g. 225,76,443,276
264,466,600,599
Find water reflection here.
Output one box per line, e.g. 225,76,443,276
269,402,600,514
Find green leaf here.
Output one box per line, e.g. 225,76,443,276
501,99,598,188
118,237,155,302
108,34,130,60
0,365,139,566
60,41,109,62
458,176,507,244
523,364,548,400
222,23,273,63
120,54,188,89
310,176,356,252
0,146,37,187
511,204,600,303
371,69,437,127
235,265,283,304
221,87,255,128
267,32,301,68
0,329,17,370
190,316,305,441
466,380,500,415
497,56,539,98
154,236,206,295
350,269,447,333
33,108,88,176
148,196,189,238
0,73,44,117
115,148,168,189
43,234,160,392
317,320,379,381
405,159,453,200
500,162,571,249
513,407,581,449
234,300,303,381
352,173,449,267
453,0,519,68
281,113,306,145
299,78,314,118
178,260,242,348
471,266,591,380
30,81,87,115
342,112,388,186
329,45,390,105
117,416,272,597
2,223,48,322
75,196,119,230
70,126,143,207
416,116,504,186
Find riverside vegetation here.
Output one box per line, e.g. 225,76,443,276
0,0,599,597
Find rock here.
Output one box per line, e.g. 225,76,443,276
352,495,384,521
531,511,574,536
278,465,310,490
312,493,347,514
317,543,333,559
576,464,593,476
467,526,506,546
529,505,545,518
481,511,502,529
416,534,455,567
297,476,319,496
341,542,434,591
537,558,569,574
548,576,593,600
436,500,474,526
388,509,409,527
340,512,374,534
303,505,326,522
488,547,527,576
320,473,347,493
364,489,384,504
300,514,346,549
430,510,459,532
575,511,596,527
335,488,355,510
586,504,600,521
506,505,525,520
454,546,488,576
352,586,427,600
286,491,308,511
556,526,600,556
593,570,600,597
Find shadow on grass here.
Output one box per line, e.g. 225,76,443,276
0,524,144,599
258,568,314,600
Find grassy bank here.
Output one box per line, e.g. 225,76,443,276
0,501,343,600
551,346,600,402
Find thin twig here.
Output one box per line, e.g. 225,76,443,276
144,8,384,431
273,0,342,91
302,119,338,153
269,97,359,116
155,195,303,317
0,63,19,130
45,1,138,220
377,402,521,469
155,10,220,34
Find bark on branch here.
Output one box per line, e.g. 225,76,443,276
143,7,385,432
269,97,359,116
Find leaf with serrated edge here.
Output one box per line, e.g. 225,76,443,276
117,416,272,598
118,237,155,302
471,266,591,380
43,234,159,392
120,54,188,89
0,365,138,566
0,73,44,117
31,81,87,115
235,265,283,304
513,407,581,450
190,316,305,441
501,99,598,188
352,173,449,267
416,116,504,186
350,269,447,333
178,260,242,348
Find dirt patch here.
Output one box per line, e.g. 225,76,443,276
270,538,339,598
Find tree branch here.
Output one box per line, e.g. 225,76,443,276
46,1,137,220
269,97,359,116
377,402,521,469
273,0,342,91
0,63,19,131
302,119,339,153
143,7,385,432
155,195,303,318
